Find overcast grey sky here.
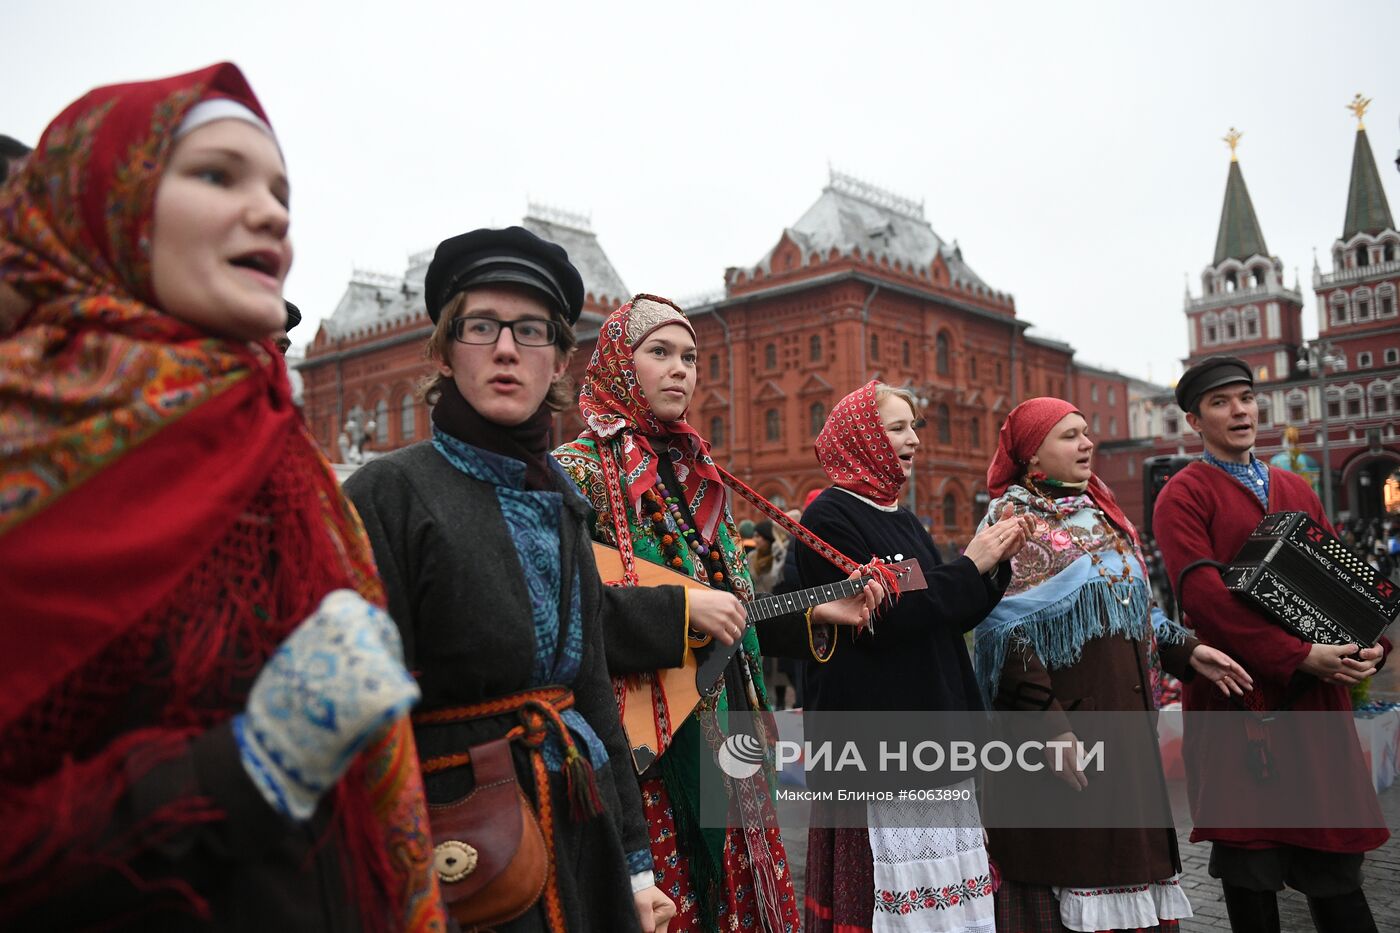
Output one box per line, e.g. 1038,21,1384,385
7,0,1398,383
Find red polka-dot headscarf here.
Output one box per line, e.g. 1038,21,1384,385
815,380,907,508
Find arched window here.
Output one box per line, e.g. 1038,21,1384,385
1378,285,1396,318
1242,307,1260,339
1222,308,1239,341
1355,244,1369,267
710,354,720,380
902,340,911,367
942,493,958,530
765,408,781,442
1324,387,1342,420
1286,391,1307,424
1354,288,1372,320
809,334,822,362
1344,386,1363,418
1253,266,1268,287
809,402,826,437
1225,270,1238,291
764,343,777,369
400,393,416,441
1331,292,1349,325
1369,383,1390,417
936,332,951,376
1384,240,1397,262
1108,416,1117,436
1202,311,1219,345
936,404,951,444
710,416,725,447
375,399,389,444
1256,396,1272,427
969,416,981,448
1092,413,1101,433
870,333,879,360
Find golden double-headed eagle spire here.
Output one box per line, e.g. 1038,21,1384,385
1347,93,1370,130
1223,127,1242,162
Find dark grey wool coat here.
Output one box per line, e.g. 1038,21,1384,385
345,442,686,933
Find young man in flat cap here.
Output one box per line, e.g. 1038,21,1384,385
1153,355,1388,933
343,227,679,932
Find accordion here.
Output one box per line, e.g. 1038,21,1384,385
1223,511,1399,647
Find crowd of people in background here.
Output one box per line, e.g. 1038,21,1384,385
1339,518,1400,581
3,63,1395,933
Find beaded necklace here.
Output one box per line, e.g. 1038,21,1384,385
1024,473,1136,606
643,474,732,591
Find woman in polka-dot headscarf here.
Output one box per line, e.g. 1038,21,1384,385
800,380,1029,933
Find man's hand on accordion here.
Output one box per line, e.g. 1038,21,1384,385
1299,643,1384,686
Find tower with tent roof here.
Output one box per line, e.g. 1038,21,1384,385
1181,128,1306,390
1311,95,1400,523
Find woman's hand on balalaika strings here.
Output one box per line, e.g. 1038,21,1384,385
812,570,885,628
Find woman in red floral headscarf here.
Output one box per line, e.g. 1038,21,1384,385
0,64,442,930
974,397,1250,933
554,294,881,933
796,380,1029,933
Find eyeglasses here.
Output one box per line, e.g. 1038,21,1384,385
451,316,559,347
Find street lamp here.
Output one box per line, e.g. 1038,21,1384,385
1296,337,1343,520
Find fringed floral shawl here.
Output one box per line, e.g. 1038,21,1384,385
973,484,1188,708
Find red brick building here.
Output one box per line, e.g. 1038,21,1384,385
1094,113,1400,531
300,175,1138,545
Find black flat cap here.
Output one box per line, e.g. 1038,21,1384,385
284,300,302,332
424,226,585,325
1176,355,1253,413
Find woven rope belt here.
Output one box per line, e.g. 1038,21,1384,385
414,686,604,933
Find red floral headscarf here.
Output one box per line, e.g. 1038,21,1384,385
987,396,1138,545
815,380,907,508
577,294,728,541
0,64,441,929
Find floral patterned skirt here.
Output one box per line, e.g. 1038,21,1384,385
804,821,875,933
641,776,800,932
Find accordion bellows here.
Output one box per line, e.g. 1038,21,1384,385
1224,512,1399,647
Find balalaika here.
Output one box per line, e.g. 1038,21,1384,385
593,541,926,772
1221,511,1399,647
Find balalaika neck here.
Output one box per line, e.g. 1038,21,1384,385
748,576,868,622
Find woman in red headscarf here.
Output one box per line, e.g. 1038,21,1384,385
0,65,441,930
973,397,1249,933
794,380,1028,933
554,294,882,933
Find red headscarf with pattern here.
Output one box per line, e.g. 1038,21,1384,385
987,396,1138,545
0,64,441,929
815,380,907,508
577,294,727,542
